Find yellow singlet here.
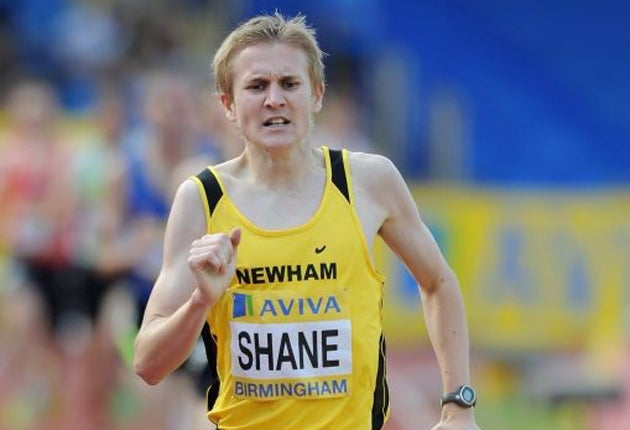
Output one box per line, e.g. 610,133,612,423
191,147,390,430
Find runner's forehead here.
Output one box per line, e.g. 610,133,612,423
232,44,311,83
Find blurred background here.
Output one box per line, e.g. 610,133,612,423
0,0,629,429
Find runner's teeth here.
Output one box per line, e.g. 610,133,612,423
266,118,288,125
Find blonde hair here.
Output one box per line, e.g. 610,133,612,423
211,12,325,99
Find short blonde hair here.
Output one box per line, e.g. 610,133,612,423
212,12,325,99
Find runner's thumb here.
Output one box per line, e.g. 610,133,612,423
230,227,242,250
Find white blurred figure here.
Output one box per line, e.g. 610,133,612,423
310,89,375,152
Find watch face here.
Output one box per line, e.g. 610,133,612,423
460,385,476,405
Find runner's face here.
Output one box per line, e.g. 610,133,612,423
222,43,322,150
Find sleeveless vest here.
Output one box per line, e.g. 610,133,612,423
191,147,390,430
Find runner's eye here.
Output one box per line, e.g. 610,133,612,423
282,80,299,90
247,81,267,91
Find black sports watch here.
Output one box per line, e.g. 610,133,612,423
440,384,477,408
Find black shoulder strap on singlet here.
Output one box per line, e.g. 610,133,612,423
329,149,350,203
193,171,223,415
196,168,223,215
195,169,222,411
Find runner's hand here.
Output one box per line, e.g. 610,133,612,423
188,228,241,306
430,406,480,430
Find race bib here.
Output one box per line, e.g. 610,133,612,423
229,288,352,400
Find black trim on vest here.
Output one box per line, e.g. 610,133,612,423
371,334,390,430
329,149,350,203
195,170,222,415
197,168,223,215
201,323,220,412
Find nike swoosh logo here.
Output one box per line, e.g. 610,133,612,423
315,245,327,254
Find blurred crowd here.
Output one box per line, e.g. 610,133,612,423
0,75,374,430
0,0,232,113
0,3,377,429
0,72,231,430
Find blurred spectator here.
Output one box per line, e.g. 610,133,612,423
171,89,242,184
0,79,112,429
119,69,223,429
310,89,375,152
0,80,77,329
121,70,221,319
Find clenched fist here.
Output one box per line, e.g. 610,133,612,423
188,228,241,306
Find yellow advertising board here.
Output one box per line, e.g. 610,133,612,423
381,186,630,352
